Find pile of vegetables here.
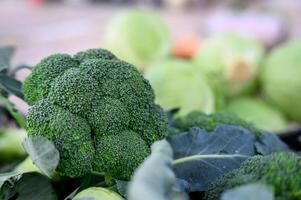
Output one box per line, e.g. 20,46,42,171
102,9,301,133
0,9,301,200
0,46,299,200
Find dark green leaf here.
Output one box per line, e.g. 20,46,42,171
255,131,289,155
0,46,15,72
221,183,274,200
0,172,57,200
0,74,24,99
167,125,256,192
115,180,128,197
22,137,60,178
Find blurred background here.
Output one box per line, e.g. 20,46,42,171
1,0,301,137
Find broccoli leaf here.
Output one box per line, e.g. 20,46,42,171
115,180,129,198
0,73,24,99
221,182,274,200
128,140,188,200
0,46,15,72
22,137,60,178
0,172,57,200
167,125,257,192
255,131,289,155
0,94,27,129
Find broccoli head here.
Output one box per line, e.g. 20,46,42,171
172,111,259,136
22,49,167,180
204,152,301,200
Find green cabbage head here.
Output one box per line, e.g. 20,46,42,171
225,97,288,132
103,9,170,71
194,34,263,97
144,59,216,116
261,40,301,122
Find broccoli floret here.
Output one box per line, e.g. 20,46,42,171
22,54,78,105
73,48,117,63
204,152,301,200
94,131,150,183
173,111,259,137
23,48,167,180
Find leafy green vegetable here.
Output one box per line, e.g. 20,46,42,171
168,126,253,192
103,9,170,70
167,124,288,192
145,59,216,116
0,172,57,200
22,137,59,178
194,34,263,97
225,97,288,132
221,183,274,200
261,40,301,122
128,140,188,200
22,48,167,181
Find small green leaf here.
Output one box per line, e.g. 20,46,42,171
22,137,60,178
0,46,15,72
221,183,274,200
0,73,24,99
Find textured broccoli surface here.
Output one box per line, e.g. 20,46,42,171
23,49,167,180
204,152,301,200
172,111,259,137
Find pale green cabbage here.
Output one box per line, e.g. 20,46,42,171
261,40,301,122
144,59,216,116
103,9,170,70
225,97,288,132
194,34,264,97
73,187,124,200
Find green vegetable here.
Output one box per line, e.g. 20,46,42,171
261,40,301,122
204,152,301,200
0,128,26,162
22,48,167,181
103,9,170,70
144,59,216,116
72,187,124,200
172,111,259,136
194,34,263,97
225,97,288,132
167,123,288,192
